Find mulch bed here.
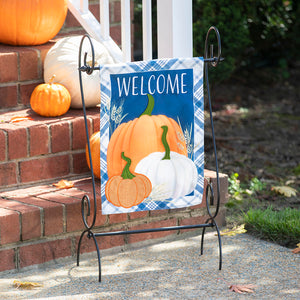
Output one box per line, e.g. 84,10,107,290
204,66,300,210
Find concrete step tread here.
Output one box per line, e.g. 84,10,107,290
0,107,99,125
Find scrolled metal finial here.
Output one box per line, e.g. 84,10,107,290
78,34,96,75
204,26,222,67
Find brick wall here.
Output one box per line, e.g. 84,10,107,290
0,43,55,111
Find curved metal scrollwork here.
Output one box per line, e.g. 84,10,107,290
77,35,99,233
204,26,222,218
204,26,222,67
77,35,101,269
78,34,98,74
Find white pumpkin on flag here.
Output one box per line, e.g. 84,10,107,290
135,125,198,199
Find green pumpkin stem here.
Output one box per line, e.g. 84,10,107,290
140,94,155,116
161,126,171,160
121,152,135,179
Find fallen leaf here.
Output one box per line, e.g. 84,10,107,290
218,224,247,236
53,179,74,189
13,280,43,289
229,283,256,294
285,180,295,186
271,186,297,197
292,243,300,254
9,116,33,123
218,278,256,294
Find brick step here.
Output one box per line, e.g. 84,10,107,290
0,170,228,273
0,107,100,191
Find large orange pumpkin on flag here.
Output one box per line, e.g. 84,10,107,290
0,0,68,46
107,94,187,178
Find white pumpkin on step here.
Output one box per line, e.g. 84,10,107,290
44,36,115,108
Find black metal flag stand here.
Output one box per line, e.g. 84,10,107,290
77,26,223,282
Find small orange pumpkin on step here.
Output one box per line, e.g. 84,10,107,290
30,75,71,117
105,152,152,208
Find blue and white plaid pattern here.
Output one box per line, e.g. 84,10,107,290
100,57,204,214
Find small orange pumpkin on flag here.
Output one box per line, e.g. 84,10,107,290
105,152,152,208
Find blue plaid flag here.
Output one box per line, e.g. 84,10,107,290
100,57,204,214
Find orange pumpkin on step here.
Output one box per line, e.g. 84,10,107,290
86,131,101,179
107,94,187,178
30,76,71,117
0,0,68,46
105,152,152,208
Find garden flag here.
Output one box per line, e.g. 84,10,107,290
99,57,204,214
